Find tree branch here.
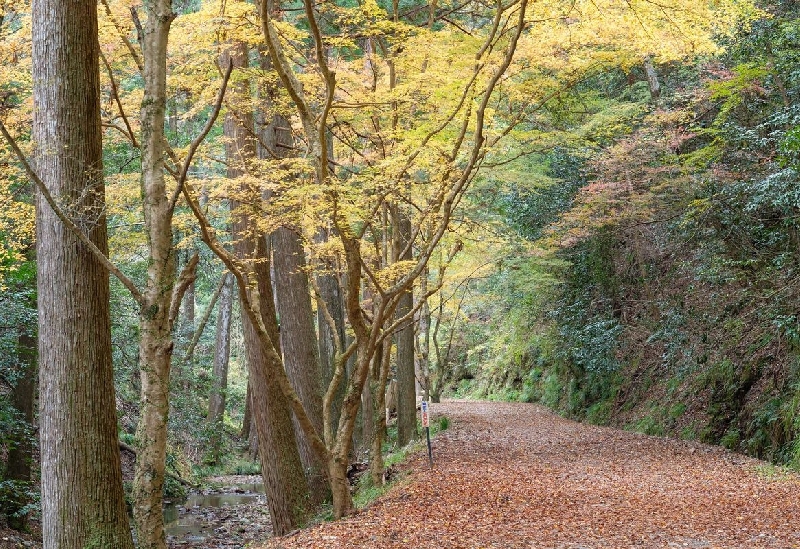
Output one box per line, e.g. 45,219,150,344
168,58,234,212
184,271,229,362
0,120,144,305
169,252,199,326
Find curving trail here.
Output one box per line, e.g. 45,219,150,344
262,401,800,549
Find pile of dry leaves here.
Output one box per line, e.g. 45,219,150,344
259,400,800,549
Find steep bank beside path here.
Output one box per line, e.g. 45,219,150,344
263,401,800,549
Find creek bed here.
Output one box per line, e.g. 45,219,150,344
164,476,273,548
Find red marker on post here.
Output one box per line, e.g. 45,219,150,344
421,401,433,467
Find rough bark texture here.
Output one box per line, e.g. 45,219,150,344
394,212,417,446
208,272,234,464
263,63,325,495
241,380,252,438
224,39,310,534
32,0,135,545
273,227,327,498
132,1,179,547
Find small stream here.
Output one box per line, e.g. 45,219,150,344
164,482,267,543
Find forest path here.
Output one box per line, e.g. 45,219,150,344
263,400,800,549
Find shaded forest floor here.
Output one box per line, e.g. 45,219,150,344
261,400,800,549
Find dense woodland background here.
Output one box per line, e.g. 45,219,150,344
1,0,799,545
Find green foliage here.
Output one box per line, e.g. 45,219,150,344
439,2,800,474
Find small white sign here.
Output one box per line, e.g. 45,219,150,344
421,401,429,427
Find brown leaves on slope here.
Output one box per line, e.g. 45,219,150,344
261,401,800,549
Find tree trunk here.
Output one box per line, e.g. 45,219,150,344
315,238,347,439
132,1,182,547
418,265,431,401
241,380,252,439
32,0,135,544
3,332,36,531
273,227,327,499
264,59,325,496
369,340,391,486
208,272,234,464
236,234,310,533
223,38,310,533
394,211,417,446
644,55,661,100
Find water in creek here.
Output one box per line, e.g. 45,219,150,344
163,483,266,541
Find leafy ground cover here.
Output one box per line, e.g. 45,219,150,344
261,400,800,549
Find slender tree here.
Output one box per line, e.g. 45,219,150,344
208,272,233,463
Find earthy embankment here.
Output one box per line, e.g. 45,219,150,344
262,400,800,549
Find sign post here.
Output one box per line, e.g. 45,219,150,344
421,401,433,467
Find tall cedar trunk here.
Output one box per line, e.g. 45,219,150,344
32,0,135,544
265,71,326,496
224,40,310,533
315,231,347,438
208,273,234,464
4,332,36,531
236,236,310,533
394,212,417,446
273,227,326,498
132,0,179,547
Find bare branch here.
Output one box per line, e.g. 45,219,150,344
0,120,144,305
168,58,234,212
184,271,229,362
100,50,139,148
169,252,199,326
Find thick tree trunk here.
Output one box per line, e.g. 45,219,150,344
224,38,310,533
4,333,36,531
273,227,327,498
132,1,180,548
208,272,234,464
236,234,310,533
32,0,134,545
264,64,325,496
394,212,417,446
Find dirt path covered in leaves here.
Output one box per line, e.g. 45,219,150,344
263,400,800,549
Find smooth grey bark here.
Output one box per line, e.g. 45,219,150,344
208,272,234,464
32,0,134,544
644,56,661,100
